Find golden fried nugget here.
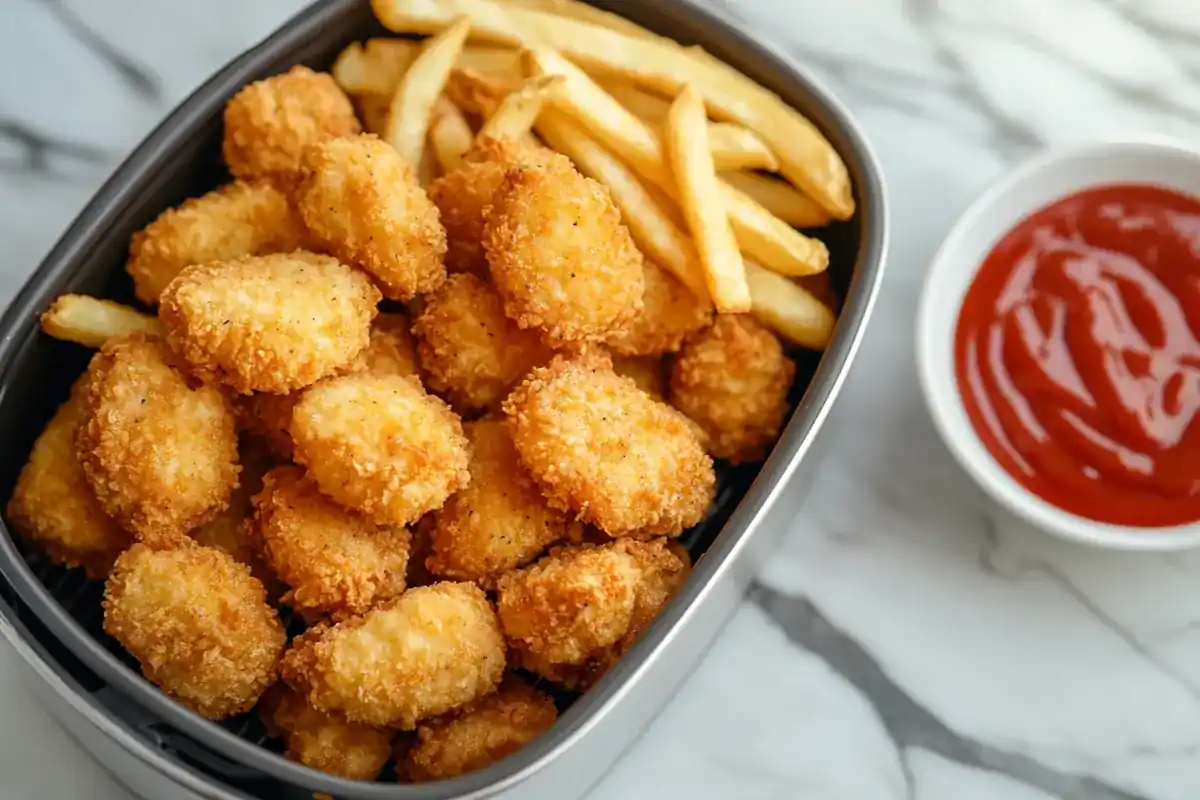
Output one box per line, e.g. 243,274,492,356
413,273,552,412
125,181,308,306
6,376,131,578
344,312,420,378
611,355,665,400
427,137,553,275
253,465,411,619
603,261,712,356
236,391,301,461
670,314,795,463
222,66,360,189
281,582,506,728
160,252,380,395
483,151,645,344
426,419,575,584
404,676,557,782
298,134,446,301
103,539,284,719
503,353,714,537
291,373,470,526
496,539,681,666
261,684,393,780
77,336,239,539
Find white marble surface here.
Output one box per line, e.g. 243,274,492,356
2,1,1200,798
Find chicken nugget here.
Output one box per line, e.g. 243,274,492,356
344,312,420,378
103,538,285,719
483,151,645,344
426,418,575,584
603,261,712,356
125,180,308,306
503,353,714,537
235,391,301,461
427,137,553,275
77,336,239,539
669,314,795,463
160,251,380,395
298,134,446,301
291,373,470,526
403,676,556,782
6,376,131,578
261,683,393,780
611,355,665,400
253,465,411,619
222,66,360,189
413,273,551,413
281,582,506,728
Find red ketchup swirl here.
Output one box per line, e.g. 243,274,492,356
955,184,1200,527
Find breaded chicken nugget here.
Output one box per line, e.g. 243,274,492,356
403,676,557,782
6,376,131,578
426,418,576,584
669,314,795,463
483,151,645,344
413,273,551,412
253,465,411,619
611,355,665,400
160,251,380,395
291,373,470,527
103,538,285,719
261,683,393,780
77,336,239,539
298,134,446,301
603,261,712,356
281,582,506,728
223,66,360,189
503,353,714,537
427,137,553,275
125,181,308,306
236,391,301,461
344,312,420,378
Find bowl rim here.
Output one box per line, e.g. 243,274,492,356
916,135,1200,552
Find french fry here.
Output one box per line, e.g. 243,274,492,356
744,261,836,349
447,68,541,150
477,74,564,141
369,0,855,218
796,270,840,312
384,16,473,169
665,85,749,313
428,97,475,173
536,108,709,300
40,295,164,348
721,184,828,276
500,0,656,39
356,93,393,135
333,39,418,95
720,171,832,228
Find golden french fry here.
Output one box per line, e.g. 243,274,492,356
744,261,836,349
333,39,418,95
796,270,840,311
500,0,656,39
356,93,392,135
536,108,709,300
477,74,564,141
599,80,670,121
665,85,749,313
445,66,506,116
721,184,828,276
369,0,854,218
40,295,164,348
708,123,778,172
384,16,472,169
428,97,475,173
719,171,831,228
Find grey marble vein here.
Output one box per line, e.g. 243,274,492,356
0,118,109,178
33,0,162,102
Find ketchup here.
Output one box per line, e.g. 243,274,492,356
954,184,1200,527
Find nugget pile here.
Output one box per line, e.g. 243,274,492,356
7,0,845,786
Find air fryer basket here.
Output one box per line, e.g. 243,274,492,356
0,0,884,797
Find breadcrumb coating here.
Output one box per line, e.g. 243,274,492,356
298,134,446,301
669,314,795,463
77,336,239,539
603,261,712,356
222,66,360,189
413,273,551,413
7,376,131,578
291,373,470,526
281,582,506,728
502,352,714,537
125,180,308,306
403,676,557,782
253,465,411,619
160,251,380,395
611,355,665,400
261,684,393,781
103,539,284,719
426,418,576,584
344,312,420,378
483,151,645,344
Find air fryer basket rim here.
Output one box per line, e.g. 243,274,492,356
0,0,888,797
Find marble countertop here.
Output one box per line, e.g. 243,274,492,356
3,1,1200,798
